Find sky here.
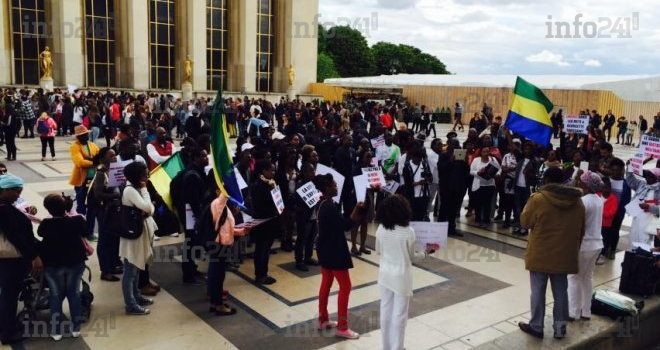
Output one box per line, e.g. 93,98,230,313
318,0,659,75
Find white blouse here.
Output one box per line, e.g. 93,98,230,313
376,225,426,297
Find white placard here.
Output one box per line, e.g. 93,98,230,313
630,152,645,176
353,175,368,202
361,166,386,189
270,185,285,214
296,181,322,208
639,135,660,159
108,160,132,187
625,201,644,218
185,204,196,230
234,168,248,190
67,85,78,95
579,161,589,172
564,115,589,134
370,135,385,150
410,221,449,251
315,163,345,203
382,180,400,195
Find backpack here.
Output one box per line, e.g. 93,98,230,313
169,169,189,213
104,186,145,240
37,119,49,135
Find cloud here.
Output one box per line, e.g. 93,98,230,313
584,59,602,67
525,50,571,66
376,0,421,9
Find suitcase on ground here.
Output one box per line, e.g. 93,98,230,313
619,249,659,296
591,289,643,319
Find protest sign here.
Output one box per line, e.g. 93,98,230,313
630,152,645,176
270,186,285,214
353,175,368,202
410,221,448,251
361,167,386,188
639,135,660,159
370,135,385,150
564,115,589,134
108,160,132,187
296,181,322,208
381,181,400,195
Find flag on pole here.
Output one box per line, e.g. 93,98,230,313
504,77,554,146
149,152,184,211
210,86,245,208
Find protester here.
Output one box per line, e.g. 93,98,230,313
624,166,660,249
38,193,87,340
37,112,57,161
68,125,99,240
376,195,434,350
469,146,501,227
250,160,282,285
519,167,585,339
596,177,619,265
294,162,319,271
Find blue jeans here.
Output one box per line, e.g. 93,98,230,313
97,209,120,274
121,259,142,311
529,271,568,335
74,186,87,216
44,262,86,334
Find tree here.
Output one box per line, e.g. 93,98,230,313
371,42,450,75
323,25,376,77
317,53,341,82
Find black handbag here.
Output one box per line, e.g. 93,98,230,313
105,187,144,240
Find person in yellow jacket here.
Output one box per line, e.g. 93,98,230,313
69,125,99,240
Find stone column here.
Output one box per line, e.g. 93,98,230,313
48,0,85,86
286,0,318,95
228,0,257,93
0,1,12,85
116,0,149,90
182,0,206,92
271,0,288,94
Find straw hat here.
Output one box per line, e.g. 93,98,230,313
73,125,91,136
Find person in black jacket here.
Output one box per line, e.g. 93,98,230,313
294,162,319,271
250,160,282,285
0,175,42,345
313,174,363,339
275,147,299,252
38,193,88,341
437,140,470,236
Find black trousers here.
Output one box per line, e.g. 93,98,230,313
22,119,34,137
254,235,275,279
4,131,17,159
474,186,495,223
439,190,461,234
40,136,55,157
0,258,29,341
138,264,151,289
410,196,430,221
182,229,200,282
295,219,317,263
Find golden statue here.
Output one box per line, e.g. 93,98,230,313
184,55,193,83
288,64,295,88
39,46,53,79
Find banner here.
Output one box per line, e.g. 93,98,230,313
296,181,321,208
564,115,589,134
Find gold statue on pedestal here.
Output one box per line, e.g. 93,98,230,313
184,55,193,83
39,46,53,79
288,64,295,88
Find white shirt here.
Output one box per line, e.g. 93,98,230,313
580,194,605,252
470,157,501,191
146,143,178,166
376,225,426,297
117,155,147,166
516,158,530,187
377,144,400,174
426,151,439,184
119,185,157,270
502,153,517,179
409,162,425,197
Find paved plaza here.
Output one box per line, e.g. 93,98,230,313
0,125,645,350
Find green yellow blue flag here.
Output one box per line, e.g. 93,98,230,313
210,86,245,208
505,77,554,146
149,152,184,211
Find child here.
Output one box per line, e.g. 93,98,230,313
596,177,619,265
500,143,519,229
37,193,88,341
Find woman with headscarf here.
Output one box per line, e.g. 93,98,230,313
625,166,660,249
0,175,43,345
568,171,604,321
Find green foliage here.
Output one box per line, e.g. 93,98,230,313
372,42,450,75
323,25,376,77
317,53,341,82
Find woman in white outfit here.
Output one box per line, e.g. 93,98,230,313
568,171,604,321
120,162,157,315
376,195,434,350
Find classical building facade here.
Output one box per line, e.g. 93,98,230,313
0,0,319,94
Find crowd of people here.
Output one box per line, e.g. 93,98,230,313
1,86,660,347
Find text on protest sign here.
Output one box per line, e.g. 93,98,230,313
270,186,285,214
108,160,132,187
410,221,448,251
639,135,660,159
296,181,322,208
630,152,645,176
361,167,386,188
370,135,385,150
564,115,589,134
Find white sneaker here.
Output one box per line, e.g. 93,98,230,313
72,331,81,338
154,236,161,241
51,334,63,341
169,233,179,238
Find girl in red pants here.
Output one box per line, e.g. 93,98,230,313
313,174,364,339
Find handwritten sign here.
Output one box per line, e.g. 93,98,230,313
361,167,386,188
410,221,448,251
639,135,660,159
370,135,385,150
270,186,285,214
564,115,589,134
296,181,321,208
630,152,645,176
108,160,132,187
315,163,345,203
381,180,400,195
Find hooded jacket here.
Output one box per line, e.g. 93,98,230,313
521,184,585,274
